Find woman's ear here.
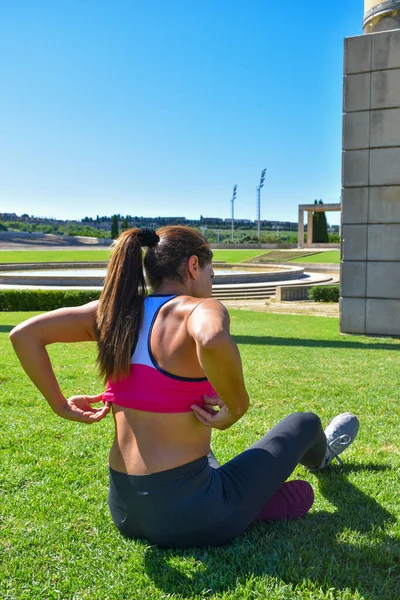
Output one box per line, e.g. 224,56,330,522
187,255,199,279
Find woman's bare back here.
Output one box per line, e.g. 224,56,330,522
108,296,212,474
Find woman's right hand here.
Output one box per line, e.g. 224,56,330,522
191,395,240,430
57,393,111,424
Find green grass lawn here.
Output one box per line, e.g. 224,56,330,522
292,251,340,264
1,310,399,600
212,249,266,263
0,250,112,263
0,248,265,265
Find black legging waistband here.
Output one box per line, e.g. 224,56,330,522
109,455,210,492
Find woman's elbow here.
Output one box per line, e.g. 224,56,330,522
9,325,21,345
9,323,32,347
234,393,250,418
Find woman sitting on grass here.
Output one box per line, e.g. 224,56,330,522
10,226,359,549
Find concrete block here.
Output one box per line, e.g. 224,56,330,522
370,148,400,186
372,29,400,71
344,35,372,74
371,69,400,109
367,262,400,299
369,187,400,223
343,112,370,150
274,286,310,302
342,224,368,260
340,298,366,334
341,261,367,297
366,299,400,335
370,108,400,147
342,150,369,187
341,188,369,224
368,224,400,260
344,73,371,112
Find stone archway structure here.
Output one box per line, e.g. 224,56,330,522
297,203,341,248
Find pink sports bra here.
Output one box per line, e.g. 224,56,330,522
102,295,217,413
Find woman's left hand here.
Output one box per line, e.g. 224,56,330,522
58,393,111,423
191,395,240,430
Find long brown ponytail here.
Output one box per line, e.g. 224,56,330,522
96,228,152,382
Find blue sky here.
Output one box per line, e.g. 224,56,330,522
0,1,363,225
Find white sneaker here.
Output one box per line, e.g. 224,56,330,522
319,412,359,469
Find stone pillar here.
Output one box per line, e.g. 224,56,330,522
341,29,400,335
298,207,304,249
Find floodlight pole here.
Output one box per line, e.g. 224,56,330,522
257,168,266,241
231,184,237,242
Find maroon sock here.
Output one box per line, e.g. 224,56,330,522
256,480,314,521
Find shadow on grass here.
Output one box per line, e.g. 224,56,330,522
0,325,14,333
142,464,398,600
234,335,400,350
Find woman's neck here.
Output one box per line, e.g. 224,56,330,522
151,280,191,296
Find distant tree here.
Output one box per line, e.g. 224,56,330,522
312,199,329,243
312,200,320,242
318,205,329,243
317,200,329,243
111,215,119,239
121,217,129,231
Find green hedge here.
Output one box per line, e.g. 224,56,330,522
0,286,341,309
309,285,339,303
0,289,101,311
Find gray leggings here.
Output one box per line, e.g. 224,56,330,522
108,412,326,548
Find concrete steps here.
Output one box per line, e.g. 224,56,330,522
212,287,276,300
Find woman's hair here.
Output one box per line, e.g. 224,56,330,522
96,225,212,382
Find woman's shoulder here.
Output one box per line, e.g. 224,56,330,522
178,297,229,328
157,296,227,326
174,295,226,313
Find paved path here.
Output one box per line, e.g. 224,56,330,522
222,299,339,318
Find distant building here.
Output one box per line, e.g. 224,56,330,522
1,213,18,221
201,217,224,224
260,220,297,231
223,218,253,224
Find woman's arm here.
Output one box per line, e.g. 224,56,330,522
187,299,249,430
9,301,109,423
